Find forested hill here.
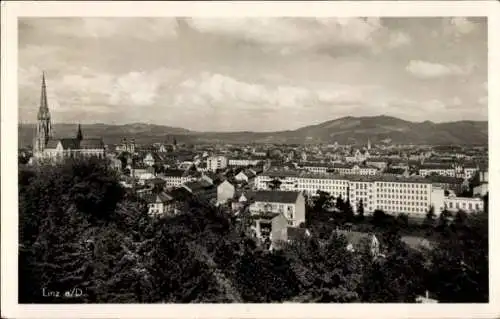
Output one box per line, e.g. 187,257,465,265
18,116,488,147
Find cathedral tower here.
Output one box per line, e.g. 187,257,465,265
33,72,52,155
76,123,83,141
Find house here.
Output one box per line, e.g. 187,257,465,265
228,158,262,167
268,221,312,251
334,229,380,257
217,180,235,205
234,169,257,184
144,177,167,193
366,159,388,170
444,195,484,213
196,162,209,172
299,162,331,174
424,175,466,195
144,192,176,217
332,163,378,176
143,152,161,167
383,167,409,177
107,155,123,171
419,163,455,177
183,180,217,204
473,182,488,197
248,190,306,227
160,169,197,188
207,155,228,172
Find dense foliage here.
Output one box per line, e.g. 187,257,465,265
19,159,489,303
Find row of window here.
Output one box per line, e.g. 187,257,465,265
379,194,428,201
376,182,428,188
377,188,427,194
376,205,428,213
377,200,427,207
445,202,481,210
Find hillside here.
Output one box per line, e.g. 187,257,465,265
18,116,488,147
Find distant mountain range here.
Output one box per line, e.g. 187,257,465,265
18,116,488,148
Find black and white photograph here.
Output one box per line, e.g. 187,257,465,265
2,1,499,318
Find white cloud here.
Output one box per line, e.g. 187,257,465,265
450,17,476,35
176,72,373,111
387,31,411,48
406,60,470,78
21,18,179,41
451,97,463,106
187,17,408,54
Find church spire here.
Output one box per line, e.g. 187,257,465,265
77,123,83,141
38,71,50,120
34,71,52,155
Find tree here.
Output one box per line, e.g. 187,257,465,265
428,213,488,302
335,195,344,210
268,179,282,190
360,243,426,302
396,213,409,229
342,198,354,222
18,158,152,303
357,200,365,221
423,206,436,229
372,209,388,228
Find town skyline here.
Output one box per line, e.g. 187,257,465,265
19,17,487,132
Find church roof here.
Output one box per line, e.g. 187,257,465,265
79,138,104,149
44,138,104,150
60,138,80,149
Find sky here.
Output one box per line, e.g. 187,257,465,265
18,17,487,132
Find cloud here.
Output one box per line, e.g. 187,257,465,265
406,60,470,78
176,72,373,111
387,31,411,48
186,17,410,55
18,17,487,129
20,18,179,42
450,17,476,35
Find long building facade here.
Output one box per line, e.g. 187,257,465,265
255,170,484,217
32,73,105,163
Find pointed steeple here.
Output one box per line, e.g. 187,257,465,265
38,71,50,120
76,123,83,141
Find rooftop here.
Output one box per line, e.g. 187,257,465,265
249,190,301,204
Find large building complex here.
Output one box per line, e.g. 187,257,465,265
255,170,483,217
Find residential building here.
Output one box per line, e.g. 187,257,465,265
160,169,196,188
248,190,306,227
473,183,488,197
183,180,217,204
332,163,378,175
228,158,262,167
217,180,235,205
334,230,380,257
299,162,331,174
234,169,257,184
145,192,176,217
444,195,484,213
419,163,455,177
366,158,388,170
207,155,228,172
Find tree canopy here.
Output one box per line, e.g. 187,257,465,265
18,159,489,303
